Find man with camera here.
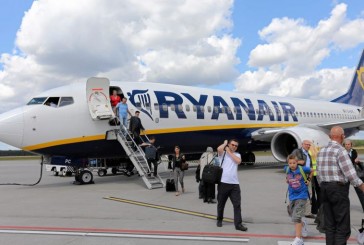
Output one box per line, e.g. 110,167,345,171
216,139,247,232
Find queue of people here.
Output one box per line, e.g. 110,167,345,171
285,126,364,245
110,92,364,242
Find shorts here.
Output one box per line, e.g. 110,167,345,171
289,199,307,223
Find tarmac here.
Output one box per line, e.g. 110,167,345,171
0,155,362,245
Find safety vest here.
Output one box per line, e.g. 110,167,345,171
309,149,317,176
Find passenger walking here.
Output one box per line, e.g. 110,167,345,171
285,154,312,245
172,146,185,196
317,126,364,245
291,140,315,219
216,139,247,232
141,136,159,177
199,147,216,203
129,111,144,145
344,139,364,212
309,143,320,215
115,97,132,131
110,90,121,111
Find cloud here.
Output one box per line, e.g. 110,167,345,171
236,3,364,100
0,0,239,113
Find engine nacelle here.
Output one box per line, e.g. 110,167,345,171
271,127,330,162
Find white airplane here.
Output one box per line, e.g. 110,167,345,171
0,50,364,175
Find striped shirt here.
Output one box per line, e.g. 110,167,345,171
317,140,362,187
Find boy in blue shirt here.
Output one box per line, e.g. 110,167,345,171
284,154,312,245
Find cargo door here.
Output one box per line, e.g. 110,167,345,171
86,77,113,120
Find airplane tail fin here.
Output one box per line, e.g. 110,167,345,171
332,49,364,106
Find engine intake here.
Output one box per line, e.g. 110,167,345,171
271,127,329,162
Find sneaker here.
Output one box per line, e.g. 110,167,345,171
302,218,308,237
291,237,304,245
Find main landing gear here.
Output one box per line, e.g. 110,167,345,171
241,152,256,165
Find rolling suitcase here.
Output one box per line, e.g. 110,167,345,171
166,172,176,192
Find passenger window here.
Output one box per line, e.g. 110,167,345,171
214,106,219,114
186,105,190,112
200,106,205,112
178,105,183,111
162,104,168,112
154,103,159,110
170,104,175,111
59,97,74,107
193,106,197,112
27,97,47,105
207,106,211,113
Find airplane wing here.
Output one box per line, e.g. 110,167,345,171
251,118,364,162
252,118,364,142
316,118,364,130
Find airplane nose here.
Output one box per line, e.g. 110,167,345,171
0,107,24,149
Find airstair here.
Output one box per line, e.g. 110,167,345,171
113,125,165,190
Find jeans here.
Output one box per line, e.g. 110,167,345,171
321,182,351,245
119,116,128,131
173,168,184,192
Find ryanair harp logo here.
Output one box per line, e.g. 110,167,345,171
357,67,364,90
127,90,153,121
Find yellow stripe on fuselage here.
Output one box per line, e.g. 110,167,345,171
23,135,105,151
22,123,297,151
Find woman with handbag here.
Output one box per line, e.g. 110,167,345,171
172,146,186,196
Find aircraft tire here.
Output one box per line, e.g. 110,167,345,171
242,152,255,165
79,170,93,184
98,169,107,177
111,168,118,175
53,170,59,176
61,168,68,176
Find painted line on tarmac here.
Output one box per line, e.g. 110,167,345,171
104,196,234,223
0,229,248,242
0,225,357,242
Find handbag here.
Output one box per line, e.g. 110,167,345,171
355,162,364,178
202,152,225,184
180,162,189,171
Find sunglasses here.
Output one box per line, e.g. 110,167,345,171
230,143,238,147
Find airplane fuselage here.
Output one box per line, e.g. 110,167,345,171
0,80,360,160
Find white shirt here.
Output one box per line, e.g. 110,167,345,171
219,152,241,184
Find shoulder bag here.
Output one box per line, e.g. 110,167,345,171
202,152,226,184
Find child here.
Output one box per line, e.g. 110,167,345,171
284,154,312,245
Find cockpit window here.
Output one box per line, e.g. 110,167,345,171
27,97,47,105
59,97,74,107
44,97,60,107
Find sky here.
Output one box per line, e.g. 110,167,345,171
1,0,364,150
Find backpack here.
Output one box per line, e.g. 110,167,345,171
145,145,157,160
285,165,308,182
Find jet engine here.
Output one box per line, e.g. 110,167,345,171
270,127,330,162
